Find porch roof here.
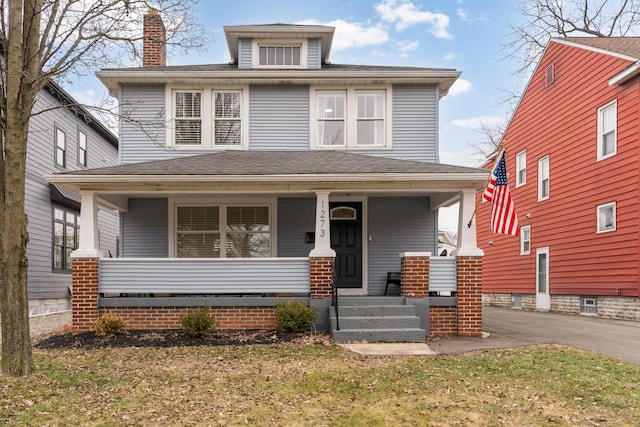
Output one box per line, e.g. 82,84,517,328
46,151,487,209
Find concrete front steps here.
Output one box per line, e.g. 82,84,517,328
330,296,426,343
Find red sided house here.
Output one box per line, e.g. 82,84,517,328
48,12,488,341
478,37,640,320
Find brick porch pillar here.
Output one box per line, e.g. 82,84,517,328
71,257,100,331
456,256,483,336
400,252,430,298
310,257,334,299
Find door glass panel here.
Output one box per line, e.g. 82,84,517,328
538,253,547,293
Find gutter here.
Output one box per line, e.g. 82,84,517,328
609,60,640,86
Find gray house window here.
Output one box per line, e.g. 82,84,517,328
53,206,79,271
55,127,66,168
78,129,88,166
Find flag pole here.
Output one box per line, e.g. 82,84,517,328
467,139,508,228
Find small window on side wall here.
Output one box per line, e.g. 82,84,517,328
55,127,66,168
520,225,531,255
516,150,526,187
597,202,616,233
538,156,549,201
78,129,87,166
598,100,617,161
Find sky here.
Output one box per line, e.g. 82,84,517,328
67,0,525,231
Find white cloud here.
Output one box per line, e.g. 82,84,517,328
450,116,506,130
375,0,452,38
296,18,388,51
397,40,419,57
441,52,459,61
448,78,472,96
457,8,470,21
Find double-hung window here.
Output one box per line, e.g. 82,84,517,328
538,156,549,201
55,127,66,168
597,202,616,233
53,206,79,271
516,150,526,187
174,91,202,146
175,204,271,258
78,129,87,166
598,100,617,160
520,225,531,255
170,89,245,148
313,87,390,149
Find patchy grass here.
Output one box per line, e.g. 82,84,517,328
1,343,639,425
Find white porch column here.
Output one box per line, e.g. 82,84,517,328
309,191,336,257
453,188,484,257
71,192,104,259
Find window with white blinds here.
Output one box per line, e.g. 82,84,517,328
175,205,270,258
214,92,241,146
174,91,202,145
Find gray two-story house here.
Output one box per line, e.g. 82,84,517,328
49,12,487,340
28,82,119,317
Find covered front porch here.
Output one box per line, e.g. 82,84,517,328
48,151,486,338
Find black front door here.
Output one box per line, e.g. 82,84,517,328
330,202,362,289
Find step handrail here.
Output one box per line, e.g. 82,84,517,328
331,259,339,331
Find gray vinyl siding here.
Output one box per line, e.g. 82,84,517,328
308,39,321,69
367,196,436,296
25,90,119,300
250,85,310,150
121,198,168,258
277,198,315,256
429,257,457,293
238,38,252,69
120,84,183,164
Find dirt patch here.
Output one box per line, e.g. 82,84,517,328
35,329,331,350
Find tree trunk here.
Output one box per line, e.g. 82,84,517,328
0,0,42,376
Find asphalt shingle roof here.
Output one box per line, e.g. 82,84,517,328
561,37,640,59
61,151,485,176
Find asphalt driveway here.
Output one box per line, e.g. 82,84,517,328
428,306,640,366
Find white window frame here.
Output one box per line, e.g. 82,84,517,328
516,150,527,187
55,126,66,168
597,202,616,233
168,196,277,258
520,225,531,255
165,86,249,150
52,205,79,272
597,100,617,161
78,128,88,166
252,39,307,68
310,86,392,150
538,155,550,201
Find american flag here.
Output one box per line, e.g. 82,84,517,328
482,150,519,236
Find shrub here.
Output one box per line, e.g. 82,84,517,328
95,314,127,337
181,306,217,338
274,300,319,333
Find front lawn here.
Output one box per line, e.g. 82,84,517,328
1,342,639,425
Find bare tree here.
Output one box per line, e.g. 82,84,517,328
0,0,205,377
468,120,507,165
505,0,640,83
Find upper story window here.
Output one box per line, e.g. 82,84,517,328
312,87,391,149
168,87,247,149
55,127,66,168
538,155,549,201
597,100,617,161
78,129,88,166
516,150,526,187
253,40,306,68
520,225,531,255
597,202,616,233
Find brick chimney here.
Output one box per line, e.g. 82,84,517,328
143,8,166,67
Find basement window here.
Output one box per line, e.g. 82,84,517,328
580,295,598,315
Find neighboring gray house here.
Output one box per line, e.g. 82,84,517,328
49,14,488,340
28,82,119,316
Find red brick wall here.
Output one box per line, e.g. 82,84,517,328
429,306,457,336
310,257,334,299
101,307,276,330
457,256,483,336
72,258,100,332
400,255,429,298
143,10,166,67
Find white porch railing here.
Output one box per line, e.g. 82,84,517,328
99,257,310,295
429,257,457,293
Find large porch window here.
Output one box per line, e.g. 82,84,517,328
175,205,270,258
